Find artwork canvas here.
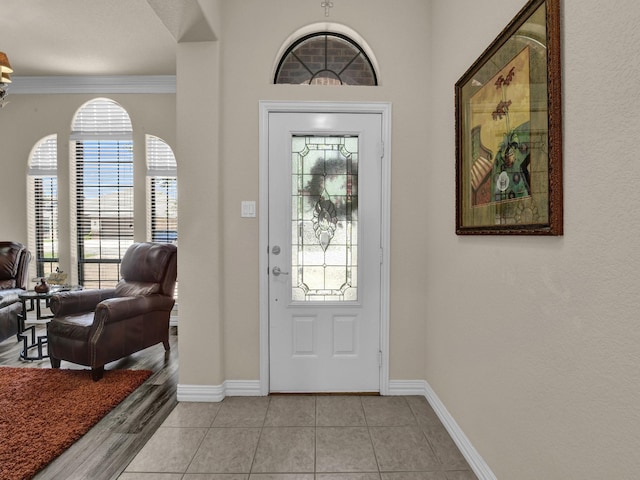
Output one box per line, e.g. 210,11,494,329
455,0,562,235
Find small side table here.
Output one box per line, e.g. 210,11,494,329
17,286,82,361
20,290,54,322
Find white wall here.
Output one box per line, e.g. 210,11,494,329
428,0,640,478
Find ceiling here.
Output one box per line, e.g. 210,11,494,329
0,0,197,77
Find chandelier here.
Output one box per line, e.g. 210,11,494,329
0,51,13,108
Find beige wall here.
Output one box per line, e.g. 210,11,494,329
428,0,640,478
176,39,225,385
176,0,432,386
219,0,432,382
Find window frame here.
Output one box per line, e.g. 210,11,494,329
274,32,378,86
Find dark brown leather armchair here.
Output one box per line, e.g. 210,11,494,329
47,242,177,380
0,242,31,343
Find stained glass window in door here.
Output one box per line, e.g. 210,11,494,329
291,136,358,301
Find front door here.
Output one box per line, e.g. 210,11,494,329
268,111,383,392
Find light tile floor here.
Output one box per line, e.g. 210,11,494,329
119,395,478,480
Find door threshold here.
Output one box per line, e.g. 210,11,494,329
269,391,380,396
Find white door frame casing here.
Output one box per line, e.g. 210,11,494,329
258,101,392,395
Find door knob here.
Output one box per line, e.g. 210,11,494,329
272,266,289,276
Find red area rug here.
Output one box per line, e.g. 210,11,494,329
0,367,152,480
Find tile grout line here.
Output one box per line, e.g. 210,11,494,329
249,396,271,474
314,396,318,474
362,396,383,476
181,401,221,476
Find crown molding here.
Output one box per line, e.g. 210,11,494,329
8,75,176,94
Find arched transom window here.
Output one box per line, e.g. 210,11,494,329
274,32,377,86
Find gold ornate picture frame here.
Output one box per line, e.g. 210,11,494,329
455,0,562,235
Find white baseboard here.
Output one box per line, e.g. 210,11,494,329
390,379,497,480
177,378,495,480
224,380,262,397
177,380,261,402
176,383,226,402
388,379,429,395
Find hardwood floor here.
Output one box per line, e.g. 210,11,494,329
0,325,179,480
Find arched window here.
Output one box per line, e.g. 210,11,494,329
274,32,377,86
146,135,178,301
27,135,58,278
146,135,177,244
71,98,133,288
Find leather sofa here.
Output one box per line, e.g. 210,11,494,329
47,242,177,380
0,242,31,343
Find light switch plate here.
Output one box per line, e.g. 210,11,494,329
241,201,256,218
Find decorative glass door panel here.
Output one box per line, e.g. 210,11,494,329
291,136,358,302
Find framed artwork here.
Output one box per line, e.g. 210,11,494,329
455,0,562,235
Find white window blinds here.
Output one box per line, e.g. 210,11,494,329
146,135,178,300
146,135,178,243
28,135,59,278
72,99,134,289
71,98,133,136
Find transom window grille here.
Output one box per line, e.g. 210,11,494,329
28,135,59,278
291,135,358,301
71,98,134,289
274,32,377,86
